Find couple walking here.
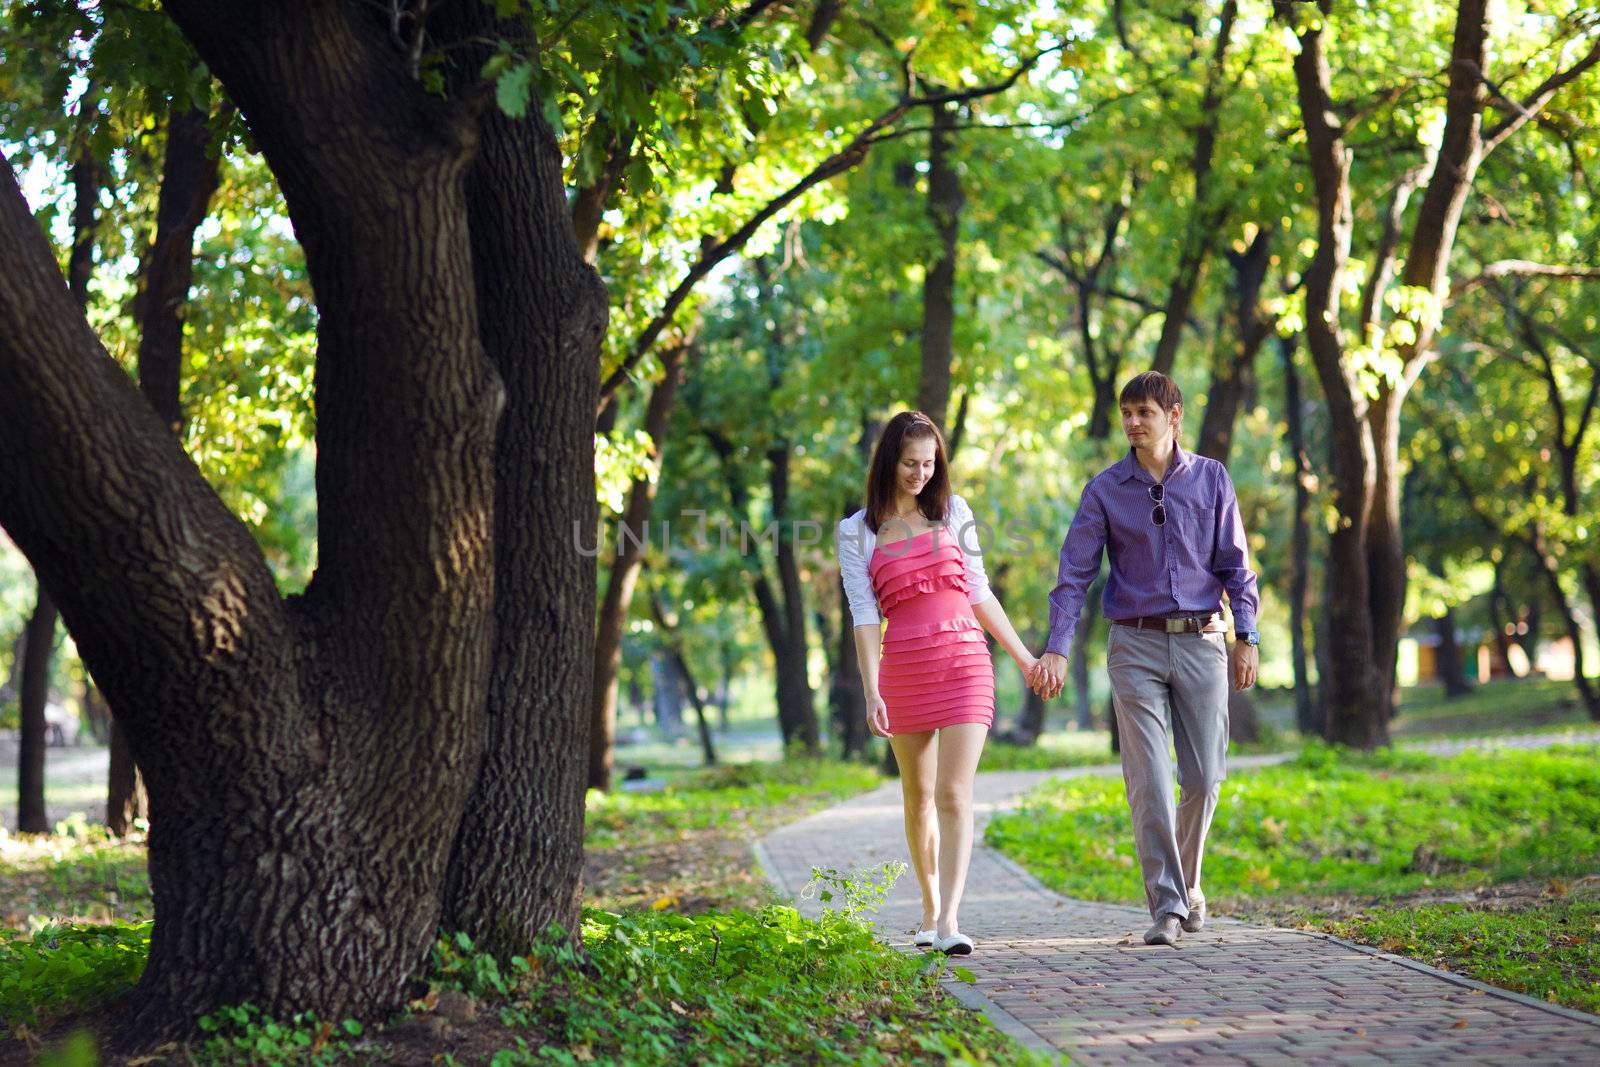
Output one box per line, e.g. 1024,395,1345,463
835,371,1260,954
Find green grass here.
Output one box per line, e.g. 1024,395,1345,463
1321,898,1600,1015
988,742,1600,1014
0,820,149,930
10,898,1048,1065
988,743,1600,902
977,730,1118,772
1394,676,1596,739
584,758,880,851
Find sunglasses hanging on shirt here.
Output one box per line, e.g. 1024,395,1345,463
1148,482,1166,527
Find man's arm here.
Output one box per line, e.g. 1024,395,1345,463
1211,468,1259,635
1044,482,1109,658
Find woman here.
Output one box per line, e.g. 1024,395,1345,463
835,411,1041,955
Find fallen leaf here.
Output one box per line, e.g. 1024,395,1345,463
1180,1018,1199,1025
651,895,678,911
1452,1020,1468,1029
1378,936,1408,953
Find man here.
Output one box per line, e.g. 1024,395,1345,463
1034,371,1259,947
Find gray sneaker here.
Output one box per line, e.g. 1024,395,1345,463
1143,913,1183,946
1181,892,1206,933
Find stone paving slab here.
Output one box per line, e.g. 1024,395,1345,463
756,734,1600,1066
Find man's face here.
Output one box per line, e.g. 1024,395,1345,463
1121,398,1180,449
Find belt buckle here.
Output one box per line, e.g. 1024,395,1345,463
1164,618,1190,634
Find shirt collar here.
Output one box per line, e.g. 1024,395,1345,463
1116,442,1192,483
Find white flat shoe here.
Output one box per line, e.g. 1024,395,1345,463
913,929,936,948
935,932,974,956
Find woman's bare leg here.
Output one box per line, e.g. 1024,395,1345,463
933,722,989,937
890,730,940,930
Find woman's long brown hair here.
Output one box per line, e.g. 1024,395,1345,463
864,411,951,533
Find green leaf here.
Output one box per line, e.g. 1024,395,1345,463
495,61,536,119
952,966,976,984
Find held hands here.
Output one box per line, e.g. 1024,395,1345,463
864,690,892,738
1231,640,1259,691
1030,652,1068,700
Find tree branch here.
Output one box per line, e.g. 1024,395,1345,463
596,44,1064,410
1451,259,1600,298
0,148,287,736
1482,34,1600,157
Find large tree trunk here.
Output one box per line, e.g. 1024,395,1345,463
109,102,222,836
0,1,538,1036
916,99,962,433
1364,0,1489,724
438,59,608,950
1278,0,1387,746
767,443,820,752
1196,225,1271,463
16,585,54,833
17,148,101,834
1279,334,1318,735
589,343,688,791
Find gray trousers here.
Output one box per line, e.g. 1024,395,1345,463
1106,624,1230,920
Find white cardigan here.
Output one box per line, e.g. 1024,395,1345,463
835,493,993,628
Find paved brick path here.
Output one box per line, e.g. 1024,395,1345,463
756,733,1600,1066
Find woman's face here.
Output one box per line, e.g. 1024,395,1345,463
897,436,938,499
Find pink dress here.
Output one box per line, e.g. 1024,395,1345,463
869,529,996,734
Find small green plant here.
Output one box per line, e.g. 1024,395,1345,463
802,861,906,921
0,921,150,1032
195,1002,366,1066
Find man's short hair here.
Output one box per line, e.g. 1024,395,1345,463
1119,371,1183,411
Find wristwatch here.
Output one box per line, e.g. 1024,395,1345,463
1237,630,1260,646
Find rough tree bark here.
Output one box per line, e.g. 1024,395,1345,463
17,149,99,835
437,16,608,951
110,103,222,837
0,0,607,1037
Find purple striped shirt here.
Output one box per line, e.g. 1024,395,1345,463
1045,445,1259,657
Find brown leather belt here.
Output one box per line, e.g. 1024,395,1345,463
1112,613,1226,634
